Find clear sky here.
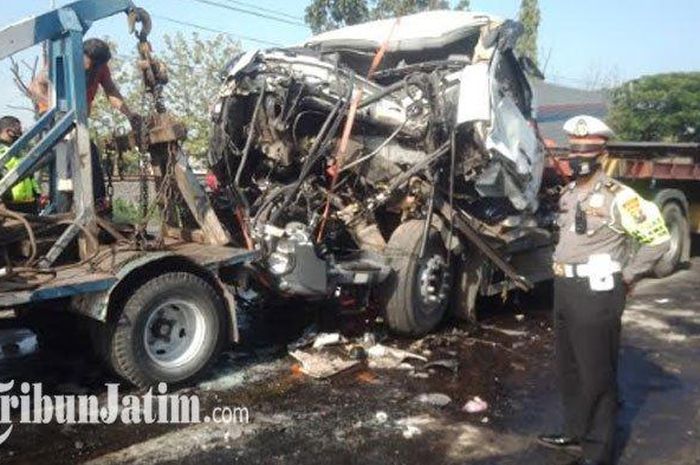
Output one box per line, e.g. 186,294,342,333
1,0,699,122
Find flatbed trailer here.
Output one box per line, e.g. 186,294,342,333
0,0,261,388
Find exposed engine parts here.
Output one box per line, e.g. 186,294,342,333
207,11,547,334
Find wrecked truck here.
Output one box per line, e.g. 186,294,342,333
208,10,555,336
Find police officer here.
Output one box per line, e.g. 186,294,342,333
537,116,671,465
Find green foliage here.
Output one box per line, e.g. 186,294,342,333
454,0,470,10
305,0,370,34
371,0,449,19
89,33,240,161
112,197,163,226
608,73,700,142
160,32,241,159
305,0,468,34
515,0,540,65
112,198,143,224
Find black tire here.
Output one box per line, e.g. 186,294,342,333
653,202,689,278
107,272,226,387
383,220,452,336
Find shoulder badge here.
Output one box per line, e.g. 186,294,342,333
621,196,647,223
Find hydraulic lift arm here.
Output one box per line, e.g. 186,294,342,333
0,0,136,60
0,0,146,266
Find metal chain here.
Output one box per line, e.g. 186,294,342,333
105,144,114,205
138,92,150,219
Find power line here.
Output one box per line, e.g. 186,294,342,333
187,0,308,28
220,0,303,21
152,14,282,46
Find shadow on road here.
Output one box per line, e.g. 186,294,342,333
615,345,683,464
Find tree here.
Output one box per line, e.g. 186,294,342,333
515,0,540,66
304,0,370,34
90,33,240,160
305,0,469,34
159,32,241,158
608,73,700,143
371,0,449,19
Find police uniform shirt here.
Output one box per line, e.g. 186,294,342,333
553,170,671,283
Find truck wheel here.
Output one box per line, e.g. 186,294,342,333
108,272,225,387
653,202,689,278
383,220,452,336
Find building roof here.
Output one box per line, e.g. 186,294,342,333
532,79,609,145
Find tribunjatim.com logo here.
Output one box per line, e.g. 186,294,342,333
0,380,249,445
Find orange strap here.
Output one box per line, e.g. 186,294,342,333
317,18,400,241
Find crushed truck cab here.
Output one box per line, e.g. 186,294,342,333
207,10,555,336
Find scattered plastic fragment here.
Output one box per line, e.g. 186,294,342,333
289,349,358,378
462,396,489,413
312,332,344,349
414,393,451,407
402,425,421,438
367,344,428,369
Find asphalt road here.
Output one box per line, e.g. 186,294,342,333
0,259,698,465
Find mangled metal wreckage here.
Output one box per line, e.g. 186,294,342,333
208,11,550,335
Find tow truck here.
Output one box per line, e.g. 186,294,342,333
0,0,258,388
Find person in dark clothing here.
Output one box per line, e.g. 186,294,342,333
537,115,671,465
30,38,141,210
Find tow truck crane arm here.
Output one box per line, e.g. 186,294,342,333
0,0,229,269
0,0,148,265
0,0,137,60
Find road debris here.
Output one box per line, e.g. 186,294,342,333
375,411,389,424
481,325,529,338
424,358,459,374
414,393,452,407
462,396,489,414
367,344,428,369
289,349,359,378
312,332,345,349
402,425,422,439
348,345,368,360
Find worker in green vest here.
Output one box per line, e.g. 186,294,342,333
0,116,41,214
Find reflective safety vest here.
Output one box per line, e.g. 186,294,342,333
0,144,41,203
